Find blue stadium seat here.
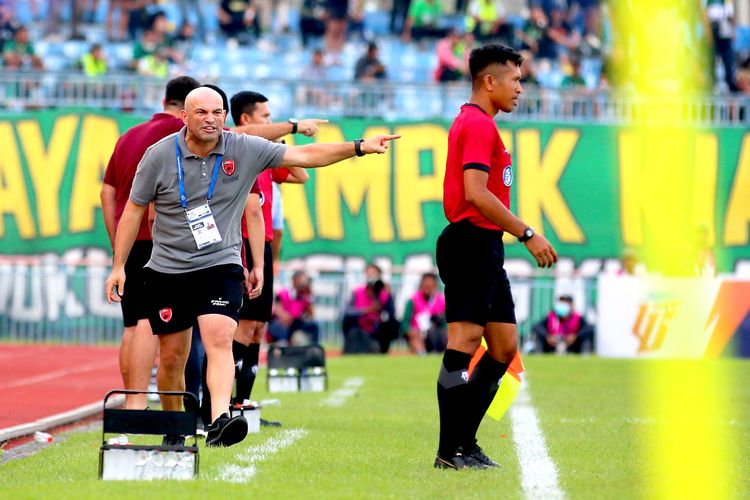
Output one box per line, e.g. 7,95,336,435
364,10,390,36
735,26,750,54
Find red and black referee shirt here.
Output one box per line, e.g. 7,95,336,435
443,103,513,231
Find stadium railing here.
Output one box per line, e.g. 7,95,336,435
0,264,597,348
1,72,749,125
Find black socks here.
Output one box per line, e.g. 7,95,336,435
437,349,472,457
437,348,511,457
463,351,509,449
234,343,260,404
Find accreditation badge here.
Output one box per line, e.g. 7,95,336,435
186,203,222,249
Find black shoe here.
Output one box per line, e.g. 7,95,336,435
260,418,282,428
162,434,185,447
206,413,248,447
433,448,487,470
465,444,499,468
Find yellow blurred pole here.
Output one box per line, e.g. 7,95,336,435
611,1,735,497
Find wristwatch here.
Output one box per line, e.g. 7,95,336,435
354,138,366,157
288,118,298,134
518,227,535,243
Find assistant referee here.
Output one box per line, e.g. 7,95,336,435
434,44,557,470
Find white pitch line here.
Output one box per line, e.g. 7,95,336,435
217,428,309,483
510,383,565,500
320,377,364,407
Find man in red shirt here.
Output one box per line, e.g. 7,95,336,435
228,90,310,424
101,76,201,410
434,44,557,470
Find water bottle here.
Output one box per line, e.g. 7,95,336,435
34,431,53,443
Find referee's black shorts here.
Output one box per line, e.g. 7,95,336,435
121,240,152,327
436,219,516,326
239,239,274,322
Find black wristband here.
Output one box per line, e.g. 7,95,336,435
354,138,365,157
289,119,298,134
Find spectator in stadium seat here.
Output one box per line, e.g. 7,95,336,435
324,0,349,60
516,6,547,58
2,26,42,70
178,0,205,41
705,0,738,92
126,1,164,41
268,271,320,345
131,19,173,70
531,295,594,354
401,0,446,42
342,264,399,354
520,50,540,86
401,272,447,354
390,0,412,35
347,0,365,40
137,46,170,77
80,44,108,77
0,2,21,53
464,0,513,44
354,42,386,82
560,55,586,88
434,30,469,82
41,0,64,39
299,0,327,47
171,22,197,64
538,5,580,62
218,0,260,44
105,0,133,41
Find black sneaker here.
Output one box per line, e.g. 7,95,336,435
206,413,248,447
260,418,282,428
162,434,185,447
465,444,499,468
433,448,487,470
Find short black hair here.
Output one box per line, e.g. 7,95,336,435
201,84,229,113
164,76,201,107
229,91,268,127
469,44,523,80
421,272,439,283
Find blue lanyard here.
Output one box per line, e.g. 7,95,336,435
175,136,223,210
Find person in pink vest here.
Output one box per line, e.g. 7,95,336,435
268,271,319,344
401,272,447,354
342,263,399,354
531,294,594,354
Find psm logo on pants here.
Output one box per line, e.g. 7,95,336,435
159,308,173,322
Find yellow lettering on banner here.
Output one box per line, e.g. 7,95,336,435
277,135,314,242
498,129,512,153
18,115,79,237
394,124,446,240
316,125,393,242
517,129,584,243
620,131,649,246
69,116,118,233
724,134,750,246
280,182,314,242
693,133,717,245
0,122,35,239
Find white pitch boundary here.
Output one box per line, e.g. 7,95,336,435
217,428,309,483
510,383,565,500
320,377,365,407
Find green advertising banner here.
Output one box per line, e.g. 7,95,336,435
1,110,749,272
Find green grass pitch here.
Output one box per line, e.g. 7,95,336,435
1,355,748,499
